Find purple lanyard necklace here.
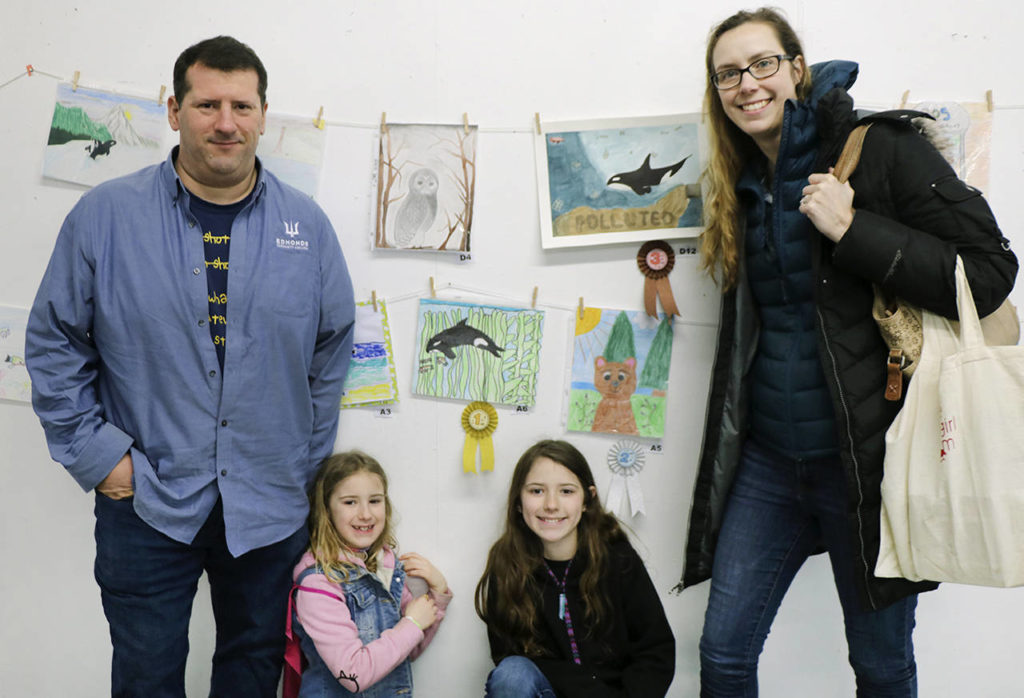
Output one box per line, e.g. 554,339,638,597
544,558,582,665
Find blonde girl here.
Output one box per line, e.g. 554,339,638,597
285,451,450,697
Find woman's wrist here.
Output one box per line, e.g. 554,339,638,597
404,615,424,631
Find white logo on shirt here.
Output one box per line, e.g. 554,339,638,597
284,221,300,237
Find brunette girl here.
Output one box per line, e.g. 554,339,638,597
476,439,674,697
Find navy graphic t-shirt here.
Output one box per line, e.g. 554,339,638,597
190,192,252,368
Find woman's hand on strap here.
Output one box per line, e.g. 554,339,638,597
800,169,855,243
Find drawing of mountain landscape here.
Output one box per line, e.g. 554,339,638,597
44,83,168,187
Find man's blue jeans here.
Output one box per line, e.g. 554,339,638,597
94,494,307,698
699,440,917,698
485,656,557,698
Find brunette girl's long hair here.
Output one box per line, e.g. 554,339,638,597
474,440,626,656
699,7,813,289
307,451,398,584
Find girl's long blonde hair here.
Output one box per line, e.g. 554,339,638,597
307,451,398,584
474,440,627,656
699,7,813,289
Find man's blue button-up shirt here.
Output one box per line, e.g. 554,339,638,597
27,151,355,556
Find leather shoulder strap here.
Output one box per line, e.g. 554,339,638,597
832,123,872,183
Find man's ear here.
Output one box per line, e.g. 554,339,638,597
167,96,181,131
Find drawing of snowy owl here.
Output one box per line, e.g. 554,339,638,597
393,168,439,247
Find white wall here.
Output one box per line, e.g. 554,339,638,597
2,1,1023,696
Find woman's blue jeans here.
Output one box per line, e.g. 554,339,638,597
485,656,557,698
699,440,917,698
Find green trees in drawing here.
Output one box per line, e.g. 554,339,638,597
415,303,543,406
638,317,673,395
603,311,636,362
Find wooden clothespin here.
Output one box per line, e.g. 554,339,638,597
985,90,994,112
157,85,166,105
462,112,470,134
429,276,436,298
314,106,325,130
72,70,80,91
578,297,585,320
25,64,34,77
531,286,539,310
534,112,542,135
899,89,910,109
381,111,389,135
371,290,378,312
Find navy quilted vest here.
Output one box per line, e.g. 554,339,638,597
740,61,858,459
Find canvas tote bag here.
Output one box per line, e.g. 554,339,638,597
877,257,1024,586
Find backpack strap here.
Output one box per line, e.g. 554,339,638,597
283,568,345,698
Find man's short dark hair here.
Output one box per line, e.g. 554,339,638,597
173,36,268,106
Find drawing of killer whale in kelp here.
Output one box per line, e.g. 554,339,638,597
607,153,690,195
426,319,505,360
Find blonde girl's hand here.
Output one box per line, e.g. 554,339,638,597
800,170,855,243
400,552,448,595
404,593,438,631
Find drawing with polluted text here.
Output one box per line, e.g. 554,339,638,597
536,113,705,249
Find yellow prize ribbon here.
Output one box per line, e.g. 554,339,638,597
461,401,498,473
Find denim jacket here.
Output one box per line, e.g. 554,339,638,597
289,549,450,697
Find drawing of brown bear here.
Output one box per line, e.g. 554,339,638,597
591,356,638,434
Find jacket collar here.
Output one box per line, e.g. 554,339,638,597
160,146,267,206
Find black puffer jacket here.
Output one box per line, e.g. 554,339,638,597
680,63,1018,611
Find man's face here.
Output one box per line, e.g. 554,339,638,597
167,63,266,191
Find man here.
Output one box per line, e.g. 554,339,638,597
26,36,354,697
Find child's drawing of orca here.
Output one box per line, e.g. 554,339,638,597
426,319,504,360
606,153,690,195
86,139,117,159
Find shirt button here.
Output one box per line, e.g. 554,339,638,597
189,221,196,228
221,420,228,427
209,370,217,377
193,267,201,275
220,469,227,476
198,319,205,326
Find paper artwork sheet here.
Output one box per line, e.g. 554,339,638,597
257,113,327,198
43,83,167,187
567,307,673,438
907,101,991,193
0,306,31,403
341,300,399,408
413,299,543,406
374,123,477,252
536,113,705,248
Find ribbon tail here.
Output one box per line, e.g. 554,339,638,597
643,278,659,317
626,476,646,518
462,436,478,474
607,474,626,516
480,436,495,472
656,277,680,316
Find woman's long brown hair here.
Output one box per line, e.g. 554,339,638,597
698,7,812,289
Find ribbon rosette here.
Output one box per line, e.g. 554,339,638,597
606,440,646,518
462,401,498,473
637,240,680,318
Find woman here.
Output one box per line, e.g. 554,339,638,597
679,8,1017,697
